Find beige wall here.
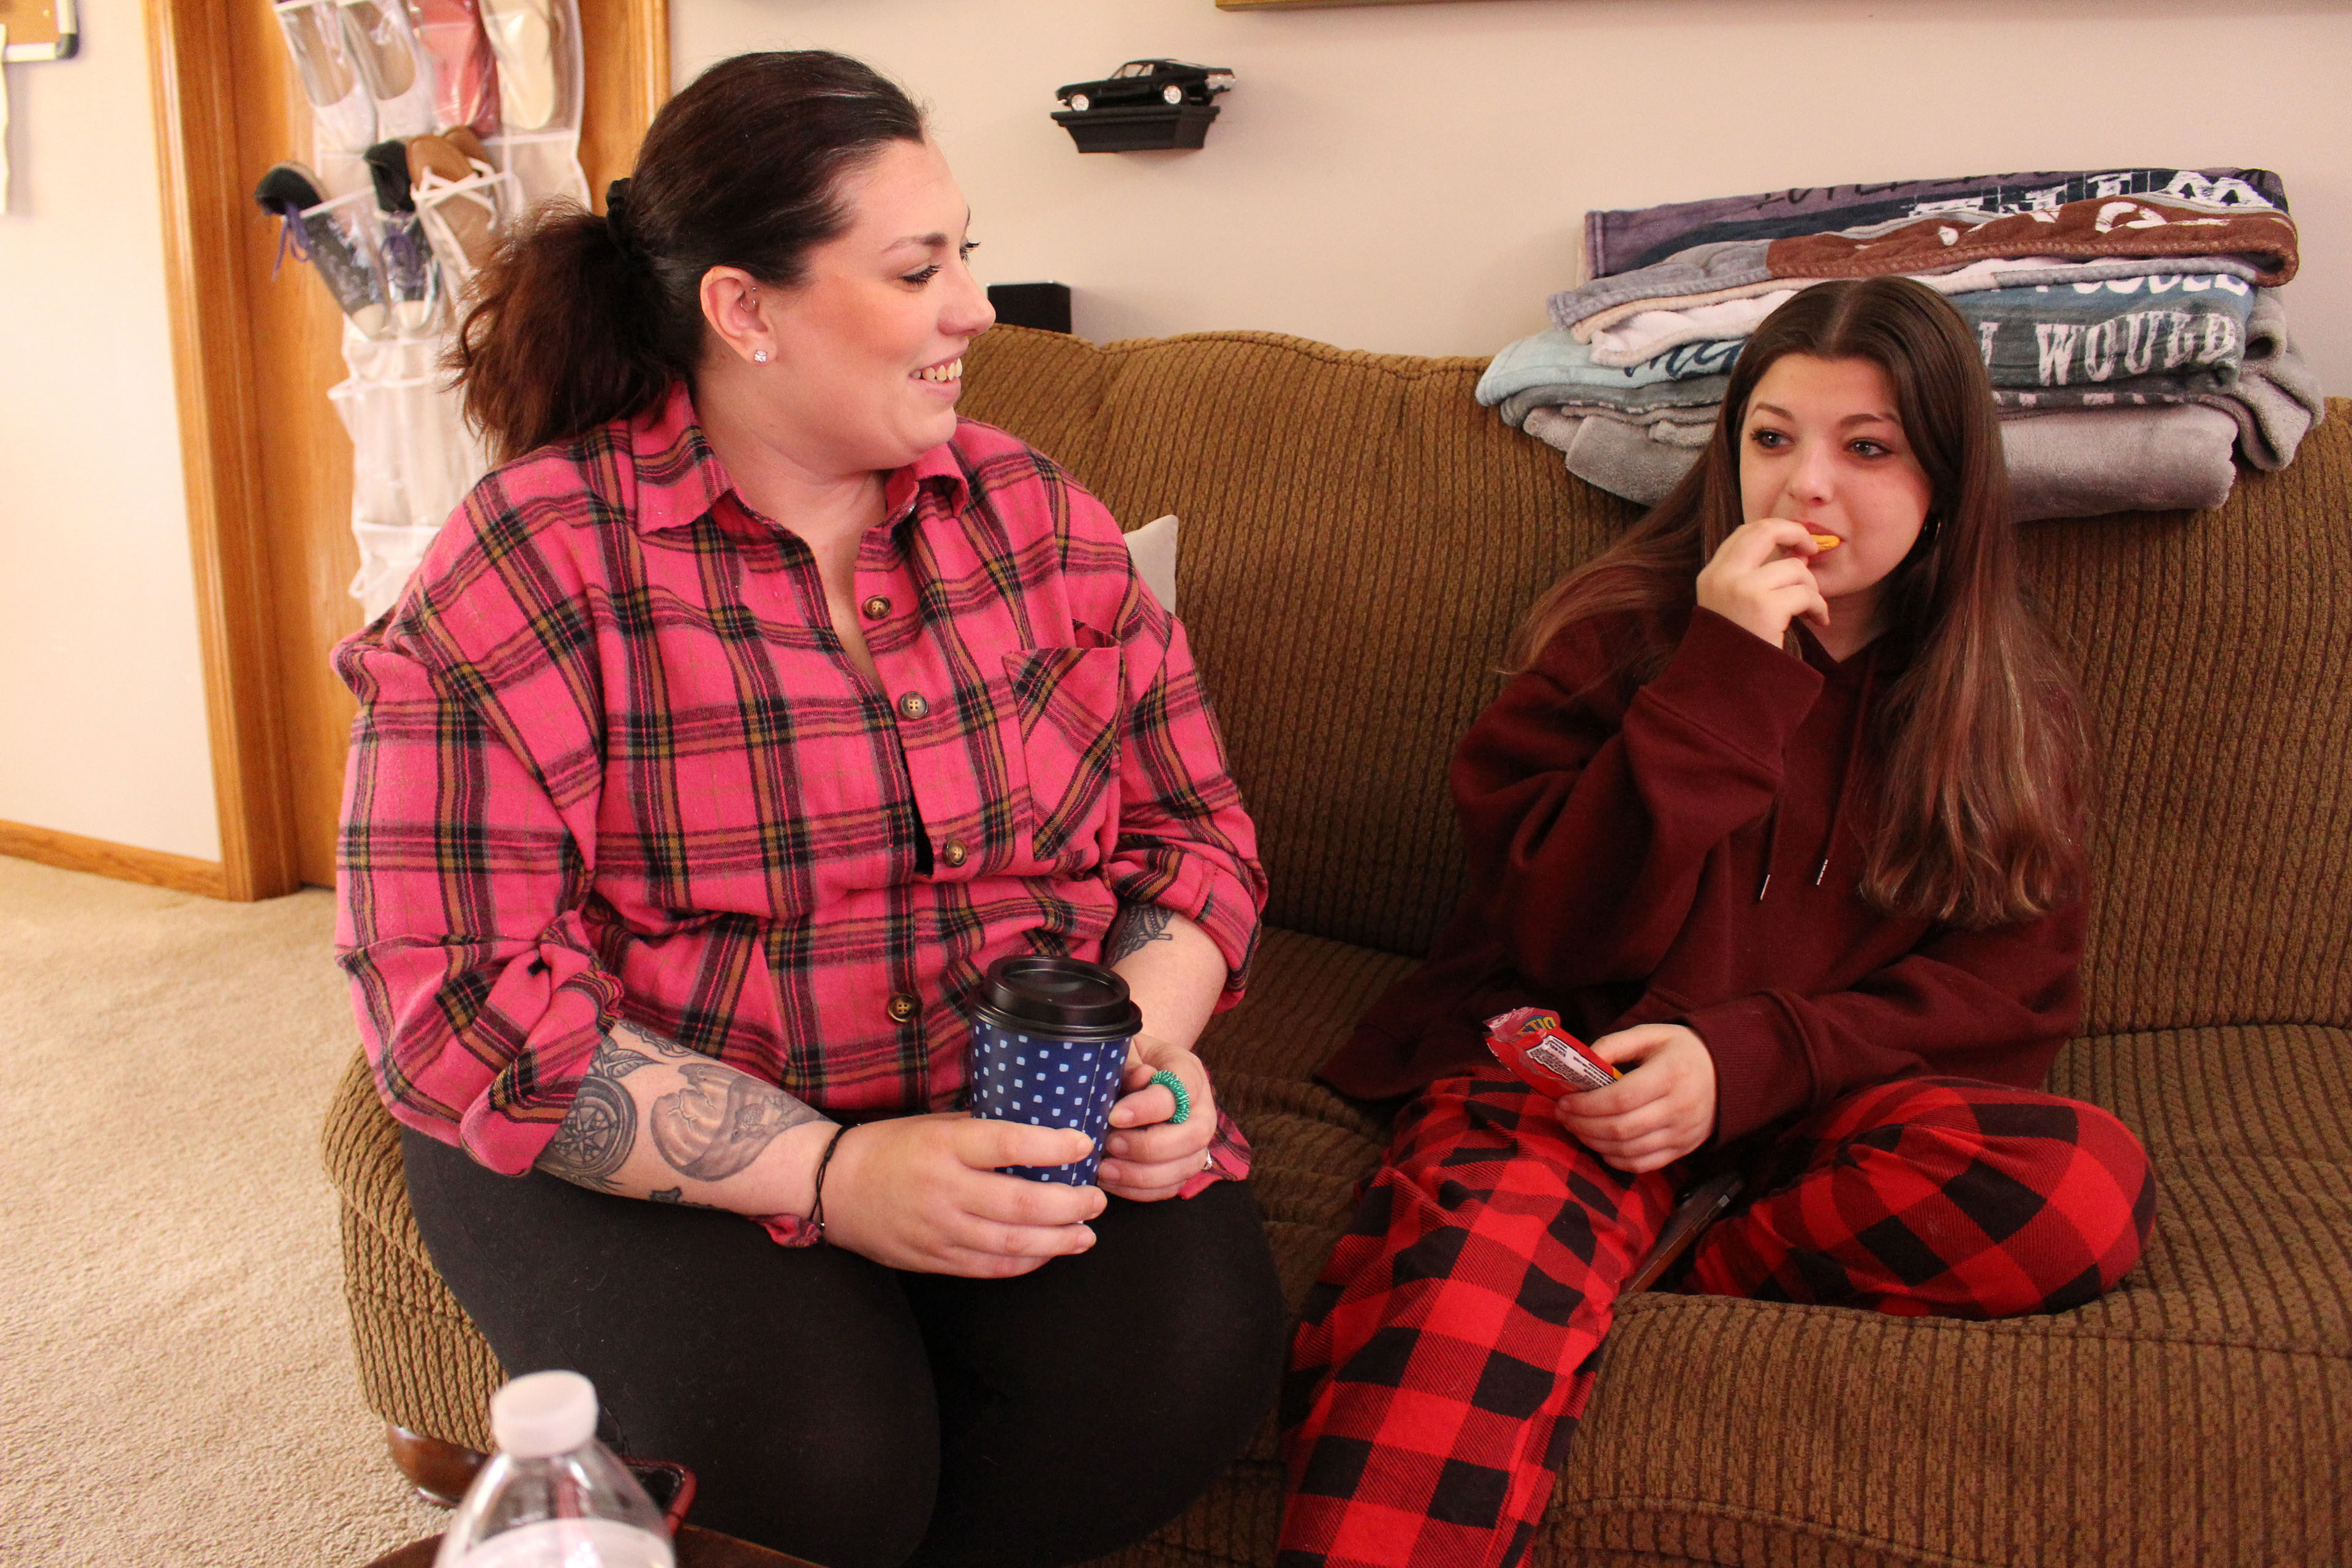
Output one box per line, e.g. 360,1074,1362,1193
677,0,2351,390
0,0,220,861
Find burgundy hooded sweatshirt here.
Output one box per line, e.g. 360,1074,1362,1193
1318,605,2084,1147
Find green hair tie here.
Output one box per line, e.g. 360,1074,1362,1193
1147,1068,1192,1125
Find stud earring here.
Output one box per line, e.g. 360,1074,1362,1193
753,350,769,364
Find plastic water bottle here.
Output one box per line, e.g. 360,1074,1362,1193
434,1370,676,1568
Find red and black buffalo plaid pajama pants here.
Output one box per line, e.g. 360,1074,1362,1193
1279,1071,2154,1568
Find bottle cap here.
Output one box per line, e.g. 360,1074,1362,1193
974,955,1141,1040
490,1370,600,1458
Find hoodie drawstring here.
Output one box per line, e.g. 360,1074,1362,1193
1813,657,1876,886
1757,655,1877,901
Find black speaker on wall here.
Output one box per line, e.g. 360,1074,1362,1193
988,282,1072,334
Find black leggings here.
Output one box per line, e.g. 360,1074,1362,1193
404,1129,1288,1568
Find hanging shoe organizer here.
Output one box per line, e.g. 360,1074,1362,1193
261,0,587,622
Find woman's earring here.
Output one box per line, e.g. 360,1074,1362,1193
753,350,769,364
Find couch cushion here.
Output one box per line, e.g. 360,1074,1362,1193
2020,418,2352,1038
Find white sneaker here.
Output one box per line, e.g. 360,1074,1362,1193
337,0,438,140
272,0,376,157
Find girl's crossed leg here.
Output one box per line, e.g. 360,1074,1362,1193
1279,1071,2152,1568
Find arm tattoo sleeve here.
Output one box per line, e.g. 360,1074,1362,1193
1104,900,1176,965
538,1030,826,1194
651,1061,827,1182
536,1035,660,1191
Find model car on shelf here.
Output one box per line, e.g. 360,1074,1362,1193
1054,59,1235,113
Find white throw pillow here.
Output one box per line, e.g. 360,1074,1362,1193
1124,514,1179,614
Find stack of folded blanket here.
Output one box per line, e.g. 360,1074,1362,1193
1482,168,2326,518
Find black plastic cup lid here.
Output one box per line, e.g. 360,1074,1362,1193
974,955,1141,1039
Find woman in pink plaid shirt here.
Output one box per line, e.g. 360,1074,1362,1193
336,52,1282,1567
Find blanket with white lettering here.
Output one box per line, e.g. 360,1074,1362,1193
1956,273,2255,394
1580,261,2267,368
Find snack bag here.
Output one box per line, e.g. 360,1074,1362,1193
1483,1007,1621,1098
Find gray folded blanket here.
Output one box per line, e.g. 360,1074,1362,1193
2191,290,2326,470
1523,407,1706,507
2000,405,2241,518
1525,402,2244,521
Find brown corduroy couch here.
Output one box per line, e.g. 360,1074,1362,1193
324,325,2352,1566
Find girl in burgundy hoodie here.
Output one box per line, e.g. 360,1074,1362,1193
1280,279,2155,1568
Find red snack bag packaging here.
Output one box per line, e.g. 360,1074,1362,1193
1483,1008,1621,1098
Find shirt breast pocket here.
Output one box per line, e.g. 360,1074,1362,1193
1002,646,1125,869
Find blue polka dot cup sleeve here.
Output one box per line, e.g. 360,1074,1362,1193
967,956,1144,1186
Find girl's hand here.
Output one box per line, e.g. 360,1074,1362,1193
1097,1033,1218,1202
1554,1023,1717,1174
1696,518,1832,647
818,1112,1106,1277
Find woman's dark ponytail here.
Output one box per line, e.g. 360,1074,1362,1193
450,200,668,462
449,51,927,463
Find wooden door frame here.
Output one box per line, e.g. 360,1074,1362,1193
143,0,670,900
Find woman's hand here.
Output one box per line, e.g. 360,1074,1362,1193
1096,1033,1218,1202
1554,1023,1718,1174
817,1112,1106,1277
1695,518,1831,647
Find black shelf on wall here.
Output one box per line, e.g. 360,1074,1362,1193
1052,102,1219,153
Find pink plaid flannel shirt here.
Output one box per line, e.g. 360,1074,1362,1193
334,384,1264,1238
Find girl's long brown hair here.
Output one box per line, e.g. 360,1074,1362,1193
1510,277,2090,929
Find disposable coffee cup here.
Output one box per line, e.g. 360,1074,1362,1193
967,955,1142,1185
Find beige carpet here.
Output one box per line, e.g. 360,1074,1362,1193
0,856,447,1566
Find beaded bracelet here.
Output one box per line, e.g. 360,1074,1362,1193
1147,1068,1193,1125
